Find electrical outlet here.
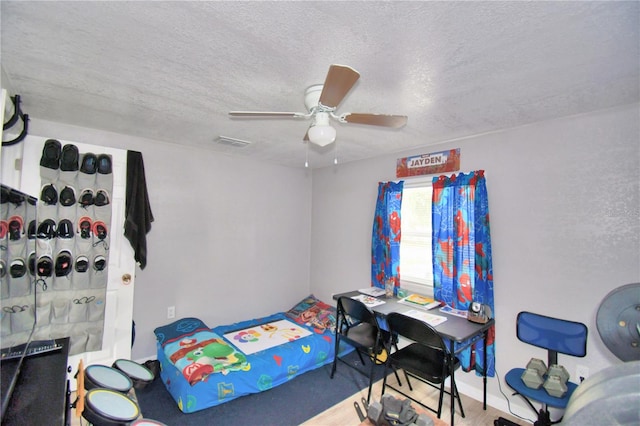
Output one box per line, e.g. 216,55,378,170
576,365,589,382
167,306,175,319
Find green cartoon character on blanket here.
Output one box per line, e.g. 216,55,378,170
183,340,248,384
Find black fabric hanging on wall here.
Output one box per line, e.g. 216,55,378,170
124,150,154,269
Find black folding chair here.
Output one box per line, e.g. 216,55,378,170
381,311,465,419
330,296,387,403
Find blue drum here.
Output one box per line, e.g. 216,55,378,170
82,388,140,426
84,364,133,393
112,359,155,390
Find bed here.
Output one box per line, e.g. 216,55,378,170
153,295,351,413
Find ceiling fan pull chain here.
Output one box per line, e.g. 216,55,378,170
305,142,309,168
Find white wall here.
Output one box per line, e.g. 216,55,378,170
16,118,314,361
309,103,640,419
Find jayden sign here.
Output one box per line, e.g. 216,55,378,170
396,148,460,178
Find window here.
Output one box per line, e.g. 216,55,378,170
399,180,433,294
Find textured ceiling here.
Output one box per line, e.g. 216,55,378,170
1,1,638,169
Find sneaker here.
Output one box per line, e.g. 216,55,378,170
37,255,53,277
37,219,57,239
27,220,36,239
94,189,110,207
10,258,26,278
59,186,76,207
40,139,61,169
41,183,58,205
75,255,89,273
93,255,106,271
78,217,93,239
79,189,94,207
97,154,112,174
0,220,7,239
28,252,36,276
60,144,80,171
55,250,73,277
8,215,23,241
93,221,108,241
57,219,74,239
80,153,98,174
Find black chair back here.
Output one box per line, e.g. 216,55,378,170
331,296,384,403
382,311,465,418
387,312,447,352
337,296,379,330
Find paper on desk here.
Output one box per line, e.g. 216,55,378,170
350,294,386,307
439,305,468,318
402,309,448,327
358,287,386,297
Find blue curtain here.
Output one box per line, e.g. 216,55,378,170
432,170,495,377
371,181,404,293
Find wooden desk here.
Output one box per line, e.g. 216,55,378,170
335,292,494,426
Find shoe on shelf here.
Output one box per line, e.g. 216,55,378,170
80,153,98,174
40,139,61,169
60,144,80,171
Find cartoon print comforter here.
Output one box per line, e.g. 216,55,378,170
154,317,248,385
154,312,350,413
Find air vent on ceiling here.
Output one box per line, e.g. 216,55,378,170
215,135,252,148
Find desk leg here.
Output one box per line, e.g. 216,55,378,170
450,339,455,426
483,329,488,410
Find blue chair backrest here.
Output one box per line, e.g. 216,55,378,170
517,311,587,357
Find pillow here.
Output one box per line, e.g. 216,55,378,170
285,294,337,333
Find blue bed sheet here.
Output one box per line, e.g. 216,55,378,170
155,312,351,413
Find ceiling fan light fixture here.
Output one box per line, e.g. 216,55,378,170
308,124,336,147
307,112,336,147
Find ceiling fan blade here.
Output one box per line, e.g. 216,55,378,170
341,113,408,128
318,65,360,109
229,111,301,117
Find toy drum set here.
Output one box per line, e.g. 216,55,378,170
75,359,164,425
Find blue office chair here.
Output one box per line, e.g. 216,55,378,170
505,312,588,426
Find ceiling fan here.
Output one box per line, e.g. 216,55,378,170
229,64,408,147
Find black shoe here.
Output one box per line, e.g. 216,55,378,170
37,219,57,240
79,189,94,207
97,154,112,174
40,139,61,169
57,219,74,239
28,220,36,239
37,255,53,277
40,183,58,205
80,153,98,174
10,258,26,278
94,189,110,207
59,186,76,207
55,250,73,277
60,144,79,171
75,255,89,273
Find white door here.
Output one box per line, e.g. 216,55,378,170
16,136,136,391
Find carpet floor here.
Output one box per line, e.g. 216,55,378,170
135,351,387,425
